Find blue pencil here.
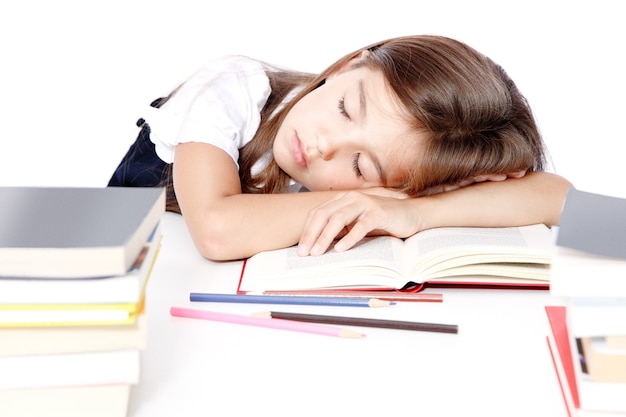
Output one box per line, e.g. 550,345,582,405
189,293,394,308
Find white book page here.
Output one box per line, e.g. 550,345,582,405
403,224,552,278
240,236,408,291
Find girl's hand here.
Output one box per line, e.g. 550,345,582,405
416,170,527,196
296,190,419,256
296,170,529,256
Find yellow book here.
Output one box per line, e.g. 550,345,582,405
0,301,142,327
0,230,161,328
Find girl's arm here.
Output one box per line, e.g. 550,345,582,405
175,142,572,260
297,171,573,256
173,142,343,260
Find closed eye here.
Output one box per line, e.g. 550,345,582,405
352,153,363,177
338,97,351,120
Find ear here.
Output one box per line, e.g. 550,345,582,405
327,50,371,80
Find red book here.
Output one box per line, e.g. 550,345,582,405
545,306,626,416
237,224,552,294
546,306,580,416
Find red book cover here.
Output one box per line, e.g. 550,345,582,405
237,259,549,294
546,306,580,414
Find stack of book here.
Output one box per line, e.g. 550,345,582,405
0,186,165,417
547,188,626,417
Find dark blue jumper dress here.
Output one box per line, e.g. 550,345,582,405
108,97,180,212
108,98,170,189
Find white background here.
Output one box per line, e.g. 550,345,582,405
1,0,624,197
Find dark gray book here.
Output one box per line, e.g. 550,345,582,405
0,186,165,278
551,189,626,298
557,188,626,260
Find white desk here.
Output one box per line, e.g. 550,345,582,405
128,213,568,417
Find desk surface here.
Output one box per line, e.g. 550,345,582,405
128,213,568,417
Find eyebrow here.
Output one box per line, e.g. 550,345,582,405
358,79,367,119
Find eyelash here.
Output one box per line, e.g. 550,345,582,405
338,97,350,120
352,153,363,177
338,97,360,177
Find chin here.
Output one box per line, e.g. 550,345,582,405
296,180,315,191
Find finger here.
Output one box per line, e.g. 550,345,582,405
312,196,385,255
296,210,330,256
361,187,409,199
306,194,383,256
332,201,392,252
507,170,527,178
333,220,374,252
477,174,507,182
297,195,354,256
417,185,445,196
308,214,357,256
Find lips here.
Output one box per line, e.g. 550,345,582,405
291,134,308,169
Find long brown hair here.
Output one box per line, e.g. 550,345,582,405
240,35,546,196
165,35,547,211
359,35,546,194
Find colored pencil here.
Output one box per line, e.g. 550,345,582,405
189,293,394,308
170,307,365,338
260,290,443,303
253,311,459,334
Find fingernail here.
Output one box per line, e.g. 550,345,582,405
296,244,308,256
310,243,322,256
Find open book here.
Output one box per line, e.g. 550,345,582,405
237,224,554,293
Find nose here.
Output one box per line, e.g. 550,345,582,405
316,134,336,161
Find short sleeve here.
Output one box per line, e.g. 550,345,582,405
142,56,271,166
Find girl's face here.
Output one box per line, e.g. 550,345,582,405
273,65,425,191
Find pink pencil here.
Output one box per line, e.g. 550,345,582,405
170,306,365,339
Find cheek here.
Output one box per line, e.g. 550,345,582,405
271,140,289,173
316,173,361,191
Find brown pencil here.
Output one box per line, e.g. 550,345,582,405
253,311,458,334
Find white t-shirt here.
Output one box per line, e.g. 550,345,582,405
143,55,271,169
